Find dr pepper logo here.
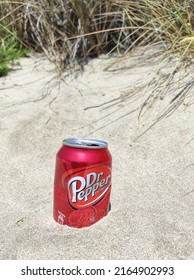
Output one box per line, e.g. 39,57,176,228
63,166,111,208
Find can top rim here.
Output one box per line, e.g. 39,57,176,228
62,138,108,149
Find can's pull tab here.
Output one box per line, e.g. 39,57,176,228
78,141,99,147
85,143,99,147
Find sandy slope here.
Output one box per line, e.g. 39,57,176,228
0,47,194,259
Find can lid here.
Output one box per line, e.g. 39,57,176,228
63,138,108,149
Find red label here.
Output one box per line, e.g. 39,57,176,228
63,166,111,209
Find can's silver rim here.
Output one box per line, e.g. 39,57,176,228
63,138,108,149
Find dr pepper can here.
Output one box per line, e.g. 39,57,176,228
53,138,112,228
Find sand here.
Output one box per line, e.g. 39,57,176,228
0,47,194,259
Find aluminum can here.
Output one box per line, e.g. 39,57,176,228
53,138,112,228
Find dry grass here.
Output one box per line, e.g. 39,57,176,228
0,0,193,69
0,0,193,119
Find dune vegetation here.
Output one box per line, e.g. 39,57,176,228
0,0,193,75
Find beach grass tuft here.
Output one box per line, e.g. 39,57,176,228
0,0,193,72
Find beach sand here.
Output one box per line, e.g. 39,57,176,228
0,47,194,259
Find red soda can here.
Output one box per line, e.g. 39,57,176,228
53,138,112,228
